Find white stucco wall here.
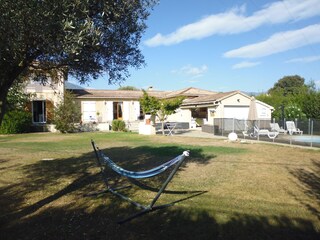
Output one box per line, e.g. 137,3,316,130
206,93,273,124
25,74,65,106
82,99,141,123
166,109,192,123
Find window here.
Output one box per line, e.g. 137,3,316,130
82,101,96,122
113,102,123,120
32,100,46,123
191,108,207,118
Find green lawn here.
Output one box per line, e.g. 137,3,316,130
0,132,319,240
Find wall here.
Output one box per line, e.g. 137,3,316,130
206,93,272,124
77,99,141,123
25,73,65,125
25,74,65,107
166,108,192,123
256,101,272,120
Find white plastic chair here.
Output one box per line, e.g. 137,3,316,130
270,123,287,134
285,121,303,135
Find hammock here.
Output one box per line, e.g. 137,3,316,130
99,150,185,179
89,140,190,224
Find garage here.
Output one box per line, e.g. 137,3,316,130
223,106,249,120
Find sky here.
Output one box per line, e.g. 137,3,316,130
72,0,320,93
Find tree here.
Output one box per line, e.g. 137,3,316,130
268,75,307,96
54,91,81,133
0,0,156,125
118,86,140,91
0,79,34,134
257,75,318,120
6,79,35,111
139,90,160,116
139,91,184,135
302,88,320,119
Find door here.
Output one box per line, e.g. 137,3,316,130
113,102,123,120
32,100,46,123
224,106,249,119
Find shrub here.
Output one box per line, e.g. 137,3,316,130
0,110,32,134
54,92,81,133
112,120,126,131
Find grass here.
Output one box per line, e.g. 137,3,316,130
0,132,319,240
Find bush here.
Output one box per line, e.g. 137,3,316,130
112,120,126,131
54,92,81,133
0,110,32,134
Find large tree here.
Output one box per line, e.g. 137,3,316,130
268,75,307,96
257,75,319,120
0,0,156,125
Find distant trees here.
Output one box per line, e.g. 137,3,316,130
118,86,140,91
256,75,319,119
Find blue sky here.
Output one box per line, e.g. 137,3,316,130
75,0,320,93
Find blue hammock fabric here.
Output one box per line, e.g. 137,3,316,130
98,150,187,179
90,140,191,224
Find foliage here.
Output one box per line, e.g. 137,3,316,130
157,97,185,122
139,90,184,134
0,110,32,134
118,86,140,91
302,91,320,119
54,92,81,133
6,80,35,111
285,102,306,120
0,80,34,133
139,90,160,115
268,75,307,96
257,75,319,120
111,119,126,132
0,0,157,125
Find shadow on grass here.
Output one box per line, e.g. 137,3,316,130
290,159,320,220
0,145,211,223
1,203,319,240
0,145,319,239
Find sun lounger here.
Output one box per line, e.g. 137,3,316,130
254,126,279,139
286,121,303,135
270,123,287,134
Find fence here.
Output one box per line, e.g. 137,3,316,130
206,118,320,148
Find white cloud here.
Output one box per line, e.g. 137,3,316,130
144,0,320,47
232,61,261,69
172,64,208,78
224,24,320,58
285,55,320,63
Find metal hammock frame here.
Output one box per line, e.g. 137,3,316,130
89,140,189,224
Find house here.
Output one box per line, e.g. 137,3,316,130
181,90,273,122
25,79,274,133
25,72,65,132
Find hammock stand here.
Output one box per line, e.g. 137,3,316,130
89,140,190,224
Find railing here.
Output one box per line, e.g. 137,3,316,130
206,118,320,148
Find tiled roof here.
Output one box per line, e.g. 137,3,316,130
165,87,217,98
69,89,167,99
69,88,250,107
181,91,241,106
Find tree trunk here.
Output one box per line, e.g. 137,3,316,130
0,85,10,126
161,121,165,135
